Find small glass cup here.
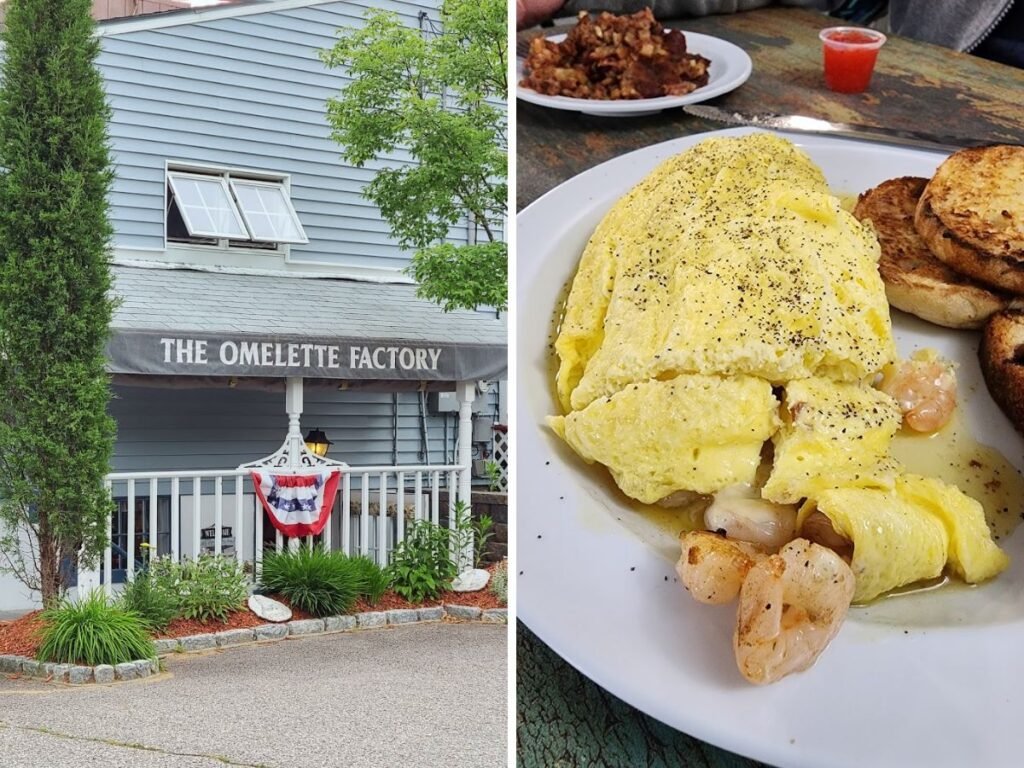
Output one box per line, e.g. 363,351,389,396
819,26,887,94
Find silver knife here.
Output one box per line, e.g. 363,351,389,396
683,105,1003,153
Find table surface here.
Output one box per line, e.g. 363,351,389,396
515,8,1024,768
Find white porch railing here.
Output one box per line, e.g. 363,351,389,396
96,464,465,593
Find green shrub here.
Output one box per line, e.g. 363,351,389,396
37,590,155,666
150,555,247,624
489,560,507,605
484,460,502,492
387,520,458,603
451,501,494,569
117,570,179,632
259,546,363,617
350,555,390,605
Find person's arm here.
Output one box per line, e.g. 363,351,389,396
517,0,567,29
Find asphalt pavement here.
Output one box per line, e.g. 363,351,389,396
0,621,507,768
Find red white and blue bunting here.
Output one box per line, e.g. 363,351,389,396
250,469,341,538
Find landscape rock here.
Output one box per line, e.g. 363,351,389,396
324,615,356,632
93,665,115,684
0,655,23,674
114,662,137,681
50,664,72,683
386,609,419,625
215,628,256,647
287,619,325,636
133,660,152,678
417,606,444,622
20,660,42,677
356,611,386,629
451,568,490,592
153,638,181,655
179,633,217,652
254,624,288,641
248,594,292,623
68,666,94,685
482,608,508,623
445,605,483,620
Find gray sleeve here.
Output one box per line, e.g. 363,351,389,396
889,0,1012,51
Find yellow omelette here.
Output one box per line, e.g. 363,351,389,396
550,133,1009,598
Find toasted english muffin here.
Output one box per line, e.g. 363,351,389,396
915,146,1024,295
980,310,1024,435
855,176,1015,329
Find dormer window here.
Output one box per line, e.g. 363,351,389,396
166,166,308,249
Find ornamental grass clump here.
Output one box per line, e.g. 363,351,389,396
117,569,179,632
259,546,363,617
37,590,154,666
350,555,390,605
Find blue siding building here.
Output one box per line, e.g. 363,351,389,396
0,0,507,610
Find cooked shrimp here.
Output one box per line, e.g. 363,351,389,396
733,538,855,685
704,484,797,550
800,510,853,560
677,530,765,604
878,352,956,433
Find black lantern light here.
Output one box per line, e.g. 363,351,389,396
304,428,333,457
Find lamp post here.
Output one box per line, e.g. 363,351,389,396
303,428,333,458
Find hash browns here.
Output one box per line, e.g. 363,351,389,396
520,9,711,100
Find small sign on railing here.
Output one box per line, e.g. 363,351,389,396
200,525,235,555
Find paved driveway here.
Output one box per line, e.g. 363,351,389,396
0,622,506,768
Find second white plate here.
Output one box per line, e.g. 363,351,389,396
517,127,1024,768
515,31,753,117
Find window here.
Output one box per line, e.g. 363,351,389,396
110,495,171,583
231,180,306,243
166,172,248,239
166,167,308,248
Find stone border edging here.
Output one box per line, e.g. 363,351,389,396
0,605,507,685
0,655,157,684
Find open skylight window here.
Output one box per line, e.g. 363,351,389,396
166,172,248,240
229,179,308,244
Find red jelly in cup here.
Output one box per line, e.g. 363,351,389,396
820,26,887,93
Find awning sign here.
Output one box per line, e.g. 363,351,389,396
106,331,507,382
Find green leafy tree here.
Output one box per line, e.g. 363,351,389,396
0,0,116,604
321,0,507,312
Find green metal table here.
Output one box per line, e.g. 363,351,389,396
516,8,1024,766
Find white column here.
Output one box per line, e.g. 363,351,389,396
455,381,476,569
285,376,304,471
285,376,303,552
455,381,476,509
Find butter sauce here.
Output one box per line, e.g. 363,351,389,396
891,409,1024,542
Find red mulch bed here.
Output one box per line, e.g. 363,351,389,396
354,562,507,612
155,609,265,639
353,593,439,612
0,568,507,657
0,611,46,659
353,588,503,613
155,596,314,639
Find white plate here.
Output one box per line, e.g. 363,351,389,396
516,31,752,117
517,127,1024,768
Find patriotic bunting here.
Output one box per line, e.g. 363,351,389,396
251,469,341,538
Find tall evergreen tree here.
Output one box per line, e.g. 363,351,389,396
0,0,116,604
